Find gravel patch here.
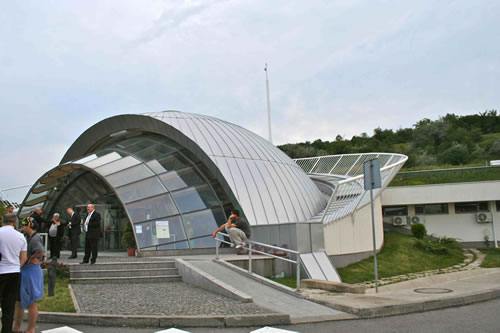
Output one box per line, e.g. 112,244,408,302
72,282,274,316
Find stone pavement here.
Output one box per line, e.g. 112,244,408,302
72,281,273,316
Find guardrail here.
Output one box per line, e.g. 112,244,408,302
215,232,301,290
294,153,408,224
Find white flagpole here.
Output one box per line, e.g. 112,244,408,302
264,64,272,144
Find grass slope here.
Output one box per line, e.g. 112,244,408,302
390,167,500,186
337,232,464,284
480,248,500,268
37,274,76,313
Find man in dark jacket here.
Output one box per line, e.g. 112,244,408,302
66,207,81,259
80,204,102,265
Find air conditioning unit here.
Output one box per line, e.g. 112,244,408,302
392,216,407,226
410,215,425,225
476,212,493,223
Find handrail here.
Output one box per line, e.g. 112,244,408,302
215,231,301,290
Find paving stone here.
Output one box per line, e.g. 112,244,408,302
72,282,274,316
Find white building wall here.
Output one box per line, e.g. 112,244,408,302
323,197,384,255
382,181,500,245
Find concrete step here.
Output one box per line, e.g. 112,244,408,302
69,261,176,272
70,275,182,284
71,267,179,278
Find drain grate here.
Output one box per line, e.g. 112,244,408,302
414,288,453,294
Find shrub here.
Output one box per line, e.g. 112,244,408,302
414,239,449,255
435,236,462,249
411,223,427,239
121,222,137,248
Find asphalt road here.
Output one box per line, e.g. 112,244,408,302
25,298,500,333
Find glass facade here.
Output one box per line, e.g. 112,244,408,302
18,132,236,251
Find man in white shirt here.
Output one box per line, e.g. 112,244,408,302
0,213,27,333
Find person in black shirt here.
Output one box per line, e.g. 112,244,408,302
212,210,250,249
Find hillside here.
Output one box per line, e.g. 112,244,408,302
278,110,500,169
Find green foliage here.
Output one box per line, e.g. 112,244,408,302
277,110,500,168
480,248,500,268
414,239,449,255
268,277,297,288
38,274,76,313
411,223,427,239
337,232,464,284
390,166,500,186
121,221,137,248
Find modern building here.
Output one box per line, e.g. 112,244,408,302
18,111,406,275
382,178,500,248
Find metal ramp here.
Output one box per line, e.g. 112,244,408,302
300,251,341,282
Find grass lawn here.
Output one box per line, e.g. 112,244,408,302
337,232,465,284
37,273,76,313
390,167,500,187
268,277,297,288
479,248,500,268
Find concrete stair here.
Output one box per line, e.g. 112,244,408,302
69,260,181,284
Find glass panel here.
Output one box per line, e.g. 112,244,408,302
72,154,97,165
172,184,220,214
382,206,408,217
115,177,165,203
134,216,188,249
125,194,178,223
159,167,206,192
455,201,489,213
84,152,122,169
415,204,449,215
94,156,141,176
146,160,167,175
182,208,224,248
105,164,154,187
133,142,178,162
157,153,190,172
497,201,500,212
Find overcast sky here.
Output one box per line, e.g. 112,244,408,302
1,0,499,195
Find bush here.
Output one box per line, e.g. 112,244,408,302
121,222,137,248
435,236,462,249
411,223,427,239
414,239,449,255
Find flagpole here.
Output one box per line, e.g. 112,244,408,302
264,64,272,144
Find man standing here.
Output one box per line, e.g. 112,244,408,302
80,204,102,265
0,213,27,333
212,210,251,249
66,208,81,259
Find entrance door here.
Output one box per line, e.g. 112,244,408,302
76,203,128,251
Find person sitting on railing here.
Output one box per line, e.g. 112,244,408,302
212,209,251,249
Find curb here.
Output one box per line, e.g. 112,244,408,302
309,287,500,318
36,312,290,328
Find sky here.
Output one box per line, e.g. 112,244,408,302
1,0,499,195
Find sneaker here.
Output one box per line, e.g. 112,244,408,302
236,243,246,249
230,243,236,248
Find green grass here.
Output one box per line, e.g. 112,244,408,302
37,273,76,313
390,167,500,186
479,248,500,268
337,232,465,284
268,277,298,288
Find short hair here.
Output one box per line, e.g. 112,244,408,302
7,204,14,209
231,209,240,217
2,213,17,225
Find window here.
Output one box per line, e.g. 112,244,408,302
497,201,500,212
415,204,449,215
382,206,408,217
455,201,489,213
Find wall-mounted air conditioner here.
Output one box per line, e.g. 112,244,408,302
476,212,492,223
392,216,407,226
410,215,425,225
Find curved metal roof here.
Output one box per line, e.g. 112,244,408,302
62,111,327,225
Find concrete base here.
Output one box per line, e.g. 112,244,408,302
301,279,367,294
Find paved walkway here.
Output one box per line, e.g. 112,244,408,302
188,260,348,322
301,268,500,317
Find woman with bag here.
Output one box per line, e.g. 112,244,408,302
47,213,65,259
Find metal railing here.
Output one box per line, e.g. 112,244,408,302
295,153,408,224
215,232,301,290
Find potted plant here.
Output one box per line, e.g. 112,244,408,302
122,222,137,256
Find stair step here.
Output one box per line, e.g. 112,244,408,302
69,261,176,271
70,275,182,284
71,268,178,278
